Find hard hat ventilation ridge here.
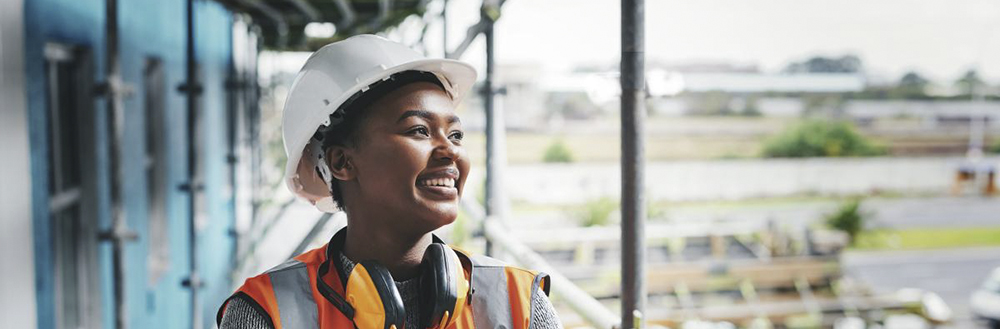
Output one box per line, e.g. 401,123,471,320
314,70,446,149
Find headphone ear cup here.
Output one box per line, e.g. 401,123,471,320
419,244,469,329
346,261,407,329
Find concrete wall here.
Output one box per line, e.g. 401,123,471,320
0,0,39,327
505,157,997,204
23,0,236,328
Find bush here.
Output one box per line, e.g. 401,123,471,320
825,198,867,243
762,120,885,158
688,91,734,115
990,141,1000,154
574,198,618,227
543,139,574,163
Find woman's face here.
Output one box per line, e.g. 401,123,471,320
346,81,470,233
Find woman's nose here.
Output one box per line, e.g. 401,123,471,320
432,133,460,162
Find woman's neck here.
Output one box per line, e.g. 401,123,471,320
341,221,432,281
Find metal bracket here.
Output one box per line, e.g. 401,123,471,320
98,227,139,242
225,78,251,90
177,82,204,95
178,181,205,192
471,226,485,238
480,85,507,96
94,77,135,98
181,273,204,289
482,0,503,22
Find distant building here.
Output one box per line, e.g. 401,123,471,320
666,72,866,94
846,100,1000,129
493,66,866,121
498,63,547,128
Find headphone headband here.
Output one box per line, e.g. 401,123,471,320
316,229,468,329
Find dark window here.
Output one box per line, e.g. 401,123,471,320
44,42,101,329
144,58,169,285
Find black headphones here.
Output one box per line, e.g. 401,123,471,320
316,229,470,329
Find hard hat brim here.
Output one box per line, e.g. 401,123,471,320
283,58,477,209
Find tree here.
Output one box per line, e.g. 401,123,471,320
825,198,868,244
899,71,929,88
893,71,930,99
784,55,862,73
955,69,985,96
762,120,885,158
542,139,574,163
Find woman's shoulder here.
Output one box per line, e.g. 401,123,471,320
218,293,275,329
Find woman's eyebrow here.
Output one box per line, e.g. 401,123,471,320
398,110,433,123
397,110,461,124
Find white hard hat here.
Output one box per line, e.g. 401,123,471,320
282,34,477,212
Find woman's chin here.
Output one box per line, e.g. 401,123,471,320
414,203,459,229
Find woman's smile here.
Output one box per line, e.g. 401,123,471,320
416,167,460,199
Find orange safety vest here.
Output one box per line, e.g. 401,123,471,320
218,231,550,329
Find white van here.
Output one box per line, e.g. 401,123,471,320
972,267,1000,329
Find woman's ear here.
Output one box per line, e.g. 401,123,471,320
326,145,356,181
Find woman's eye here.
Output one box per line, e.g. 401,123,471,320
449,131,464,141
409,127,430,137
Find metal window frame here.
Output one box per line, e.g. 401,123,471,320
144,57,170,286
43,41,103,329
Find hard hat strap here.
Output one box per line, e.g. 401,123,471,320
309,138,336,196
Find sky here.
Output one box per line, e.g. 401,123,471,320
409,0,1000,84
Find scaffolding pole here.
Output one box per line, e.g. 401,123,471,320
98,0,138,327
442,0,448,56
483,15,504,256
180,0,203,328
620,0,646,328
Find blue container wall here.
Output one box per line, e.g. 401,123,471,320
24,0,236,328
24,3,107,329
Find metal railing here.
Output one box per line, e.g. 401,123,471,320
483,219,621,329
462,198,621,329
233,195,296,280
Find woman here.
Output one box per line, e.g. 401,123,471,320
218,35,562,329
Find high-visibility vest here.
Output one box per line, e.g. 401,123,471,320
217,237,550,329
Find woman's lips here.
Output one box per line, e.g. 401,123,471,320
417,184,458,199
415,168,460,200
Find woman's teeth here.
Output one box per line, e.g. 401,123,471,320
418,178,456,188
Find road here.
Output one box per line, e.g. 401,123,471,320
500,157,999,204
510,195,1000,232
843,247,1000,328
665,195,1000,229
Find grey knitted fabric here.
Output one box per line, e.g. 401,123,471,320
219,296,273,329
528,285,563,329
219,252,563,329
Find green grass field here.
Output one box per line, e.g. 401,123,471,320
464,132,765,163
852,226,1000,250
459,116,982,164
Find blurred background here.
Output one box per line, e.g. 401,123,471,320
2,0,1000,328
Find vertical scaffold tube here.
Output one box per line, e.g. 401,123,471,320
103,0,133,327
483,18,500,256
620,0,646,328
183,0,202,328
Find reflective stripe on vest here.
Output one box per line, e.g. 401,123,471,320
470,260,513,329
469,255,551,329
266,259,320,329
219,244,550,329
